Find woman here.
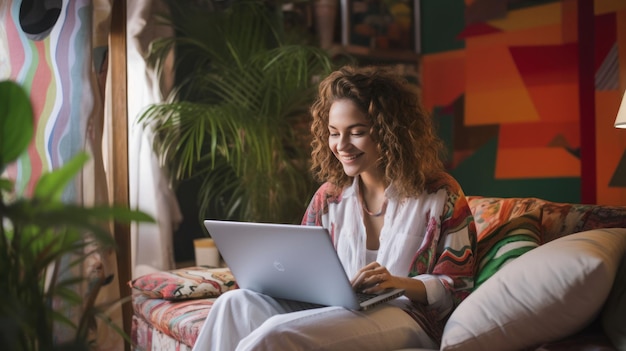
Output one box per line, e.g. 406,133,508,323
193,66,476,351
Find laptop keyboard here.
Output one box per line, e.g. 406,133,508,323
356,292,379,303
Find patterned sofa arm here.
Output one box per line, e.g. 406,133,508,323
463,196,626,351
130,267,237,349
467,196,626,242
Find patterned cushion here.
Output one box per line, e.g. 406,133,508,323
129,266,238,300
468,196,545,241
474,209,542,290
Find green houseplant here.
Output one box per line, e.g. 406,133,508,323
141,0,335,224
0,80,153,350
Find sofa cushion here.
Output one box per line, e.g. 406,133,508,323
440,228,626,351
129,266,237,300
474,209,541,290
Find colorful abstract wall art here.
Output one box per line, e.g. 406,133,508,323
421,0,626,206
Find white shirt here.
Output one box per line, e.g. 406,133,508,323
319,176,451,307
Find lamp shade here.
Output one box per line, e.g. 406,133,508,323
615,90,626,128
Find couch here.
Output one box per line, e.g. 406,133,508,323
129,196,626,351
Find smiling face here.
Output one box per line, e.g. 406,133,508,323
328,99,381,179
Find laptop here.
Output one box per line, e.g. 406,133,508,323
203,220,405,311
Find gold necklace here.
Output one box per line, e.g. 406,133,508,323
359,189,388,217
362,197,388,217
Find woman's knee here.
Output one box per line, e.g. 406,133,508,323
238,315,314,350
212,289,263,315
214,289,287,325
219,288,255,302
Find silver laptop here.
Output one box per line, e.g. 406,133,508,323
203,220,405,311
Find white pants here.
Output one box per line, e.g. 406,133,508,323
192,289,438,351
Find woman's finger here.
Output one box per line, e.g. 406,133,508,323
350,262,379,285
352,264,390,291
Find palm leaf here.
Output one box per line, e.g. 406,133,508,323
141,0,334,223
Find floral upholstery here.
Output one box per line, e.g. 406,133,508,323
132,314,192,351
132,293,216,348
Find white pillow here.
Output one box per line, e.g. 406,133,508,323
441,228,626,351
602,253,626,350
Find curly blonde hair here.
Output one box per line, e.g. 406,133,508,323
309,65,445,198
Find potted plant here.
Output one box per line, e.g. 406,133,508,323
140,0,335,225
0,79,153,350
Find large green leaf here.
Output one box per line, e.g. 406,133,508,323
33,152,90,202
0,112,153,350
0,80,34,171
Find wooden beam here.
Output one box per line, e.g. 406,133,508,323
109,0,132,349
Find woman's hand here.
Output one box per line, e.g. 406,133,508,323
350,262,398,294
351,262,429,304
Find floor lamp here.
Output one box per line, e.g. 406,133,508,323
614,90,626,129
610,90,626,188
